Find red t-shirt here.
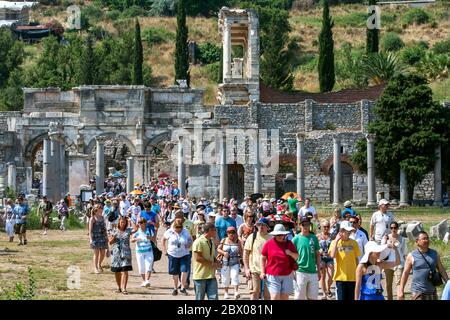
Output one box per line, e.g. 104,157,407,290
261,238,298,276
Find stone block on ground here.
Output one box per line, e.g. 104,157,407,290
429,219,448,240
406,221,424,242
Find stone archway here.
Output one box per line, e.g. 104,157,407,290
144,132,177,179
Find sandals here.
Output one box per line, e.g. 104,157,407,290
122,290,128,295
114,289,122,294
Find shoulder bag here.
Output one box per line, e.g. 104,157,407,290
418,249,444,287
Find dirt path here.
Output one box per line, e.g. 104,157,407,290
0,228,416,300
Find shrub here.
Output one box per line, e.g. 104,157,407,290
400,45,426,65
433,38,450,55
0,267,36,300
382,32,404,52
362,51,405,85
417,52,450,81
143,27,175,46
205,61,222,83
401,8,431,26
106,9,121,21
81,5,103,23
122,5,147,18
197,42,222,65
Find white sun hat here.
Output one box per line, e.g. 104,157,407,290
269,223,290,236
360,241,390,264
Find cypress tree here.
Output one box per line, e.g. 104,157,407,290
81,35,95,85
366,0,379,54
174,0,190,86
132,19,143,85
318,0,335,92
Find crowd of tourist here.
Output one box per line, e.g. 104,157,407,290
2,178,449,300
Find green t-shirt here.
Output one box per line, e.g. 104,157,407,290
287,198,298,212
292,233,320,274
192,235,216,280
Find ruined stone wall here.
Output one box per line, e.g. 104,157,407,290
312,103,361,130
413,173,435,201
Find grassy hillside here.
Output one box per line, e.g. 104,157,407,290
23,2,450,104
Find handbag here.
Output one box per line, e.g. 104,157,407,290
417,249,444,287
151,241,162,262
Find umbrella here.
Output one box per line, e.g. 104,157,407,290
111,171,122,178
281,192,299,200
250,193,263,202
158,173,169,179
130,190,144,195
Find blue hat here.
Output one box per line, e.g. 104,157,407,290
256,217,270,227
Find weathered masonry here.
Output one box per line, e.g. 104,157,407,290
0,7,443,205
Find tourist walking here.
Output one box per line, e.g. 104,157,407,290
287,193,300,221
163,220,193,296
238,209,255,246
217,226,243,300
261,224,299,300
192,222,222,300
13,197,29,246
328,220,361,300
230,207,244,230
317,219,334,299
109,216,134,294
89,203,108,274
131,217,155,288
4,199,15,242
329,208,342,239
349,215,368,262
381,221,408,300
370,199,394,244
341,200,356,218
292,217,321,300
298,198,317,220
355,241,400,300
398,231,449,300
38,196,53,235
57,200,69,232
215,206,236,240
243,217,271,300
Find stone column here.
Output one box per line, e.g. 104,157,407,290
433,145,442,206
95,137,106,196
26,167,33,194
43,138,52,198
332,136,341,205
7,163,16,191
223,20,232,81
296,133,305,200
219,132,228,201
49,134,61,202
399,168,408,207
68,154,90,196
126,157,134,194
178,137,186,197
366,134,377,207
59,139,66,196
254,131,261,194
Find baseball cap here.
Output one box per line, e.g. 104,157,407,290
227,226,236,232
299,216,310,224
340,220,355,231
378,199,390,206
360,241,390,264
256,217,270,227
344,200,352,207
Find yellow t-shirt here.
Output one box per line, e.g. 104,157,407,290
244,232,272,274
328,238,361,282
192,235,216,280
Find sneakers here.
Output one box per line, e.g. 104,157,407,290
172,289,178,296
140,281,147,287
18,242,23,246
180,288,188,296
224,292,230,300
23,240,27,245
42,231,47,235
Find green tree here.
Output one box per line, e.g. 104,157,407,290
81,35,96,85
366,0,379,54
132,19,143,85
174,0,190,86
352,74,448,189
318,0,335,92
260,8,293,91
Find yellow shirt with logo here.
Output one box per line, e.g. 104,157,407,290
244,232,272,274
328,238,361,282
192,235,216,280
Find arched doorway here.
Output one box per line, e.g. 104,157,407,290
228,163,244,202
329,162,354,203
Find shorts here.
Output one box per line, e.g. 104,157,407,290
14,223,26,234
249,272,270,300
266,274,294,295
136,251,154,275
111,266,133,272
168,254,189,275
412,291,438,300
221,264,240,287
320,257,334,268
294,272,319,300
41,215,50,228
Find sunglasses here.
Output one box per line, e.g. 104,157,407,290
350,221,357,224
175,227,183,229
323,225,330,228
390,226,398,229
247,215,255,218
227,230,236,234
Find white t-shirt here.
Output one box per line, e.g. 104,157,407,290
233,215,244,230
350,229,368,262
370,210,394,243
163,228,192,258
119,200,130,217
299,205,317,218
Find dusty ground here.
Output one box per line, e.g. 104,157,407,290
0,211,447,300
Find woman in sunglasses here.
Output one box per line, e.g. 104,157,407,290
131,217,156,288
238,209,255,246
217,226,243,299
381,221,408,300
318,219,334,299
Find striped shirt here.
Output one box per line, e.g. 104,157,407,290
134,229,153,254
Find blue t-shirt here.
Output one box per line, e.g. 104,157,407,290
215,216,237,240
13,204,29,224
151,203,161,215
140,210,158,234
172,188,180,196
